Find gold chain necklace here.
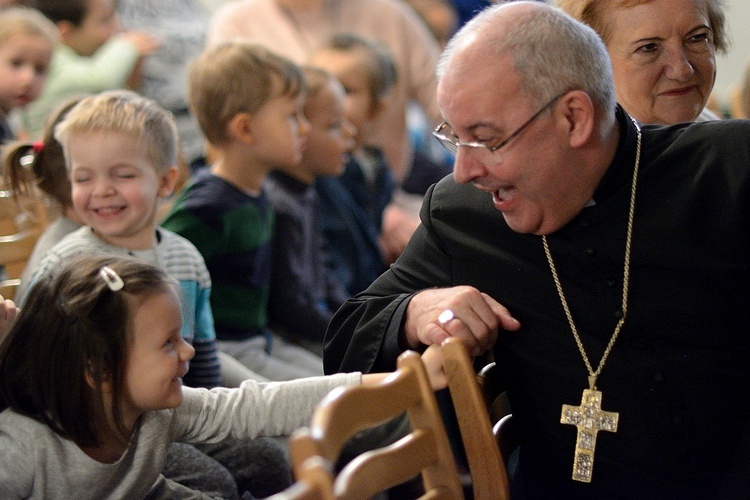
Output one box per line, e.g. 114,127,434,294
542,118,641,483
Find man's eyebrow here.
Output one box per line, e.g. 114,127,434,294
466,121,504,136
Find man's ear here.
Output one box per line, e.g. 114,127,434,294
158,166,179,198
227,112,254,145
558,90,595,149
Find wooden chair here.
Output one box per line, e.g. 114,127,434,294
0,189,49,300
441,337,510,500
0,229,38,299
290,349,464,499
477,361,512,425
476,360,520,473
266,456,335,500
493,413,519,473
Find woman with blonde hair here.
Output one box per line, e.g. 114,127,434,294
558,0,728,124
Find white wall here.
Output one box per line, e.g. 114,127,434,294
715,0,750,106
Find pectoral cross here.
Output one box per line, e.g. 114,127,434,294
560,382,619,483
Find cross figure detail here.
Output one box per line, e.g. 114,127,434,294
560,388,619,482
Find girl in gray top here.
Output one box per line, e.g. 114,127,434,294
0,255,447,499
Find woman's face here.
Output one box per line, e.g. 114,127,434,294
605,0,716,124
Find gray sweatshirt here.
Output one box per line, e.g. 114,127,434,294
0,373,360,499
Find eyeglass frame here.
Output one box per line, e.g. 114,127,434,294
432,91,568,157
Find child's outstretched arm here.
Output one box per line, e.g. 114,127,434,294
360,344,447,391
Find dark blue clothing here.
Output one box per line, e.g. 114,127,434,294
0,117,13,144
315,148,395,296
451,0,491,27
265,170,349,344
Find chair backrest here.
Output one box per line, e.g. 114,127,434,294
477,361,512,424
476,358,520,474
0,188,49,300
290,350,464,500
441,337,510,500
266,456,335,500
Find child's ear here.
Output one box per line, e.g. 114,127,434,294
227,112,254,145
56,20,76,43
85,363,114,393
367,98,388,122
158,166,179,198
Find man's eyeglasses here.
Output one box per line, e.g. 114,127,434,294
432,92,567,162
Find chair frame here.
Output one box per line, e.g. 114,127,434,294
441,337,511,500
266,456,335,500
290,349,464,500
0,189,50,300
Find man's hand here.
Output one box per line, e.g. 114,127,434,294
403,286,520,356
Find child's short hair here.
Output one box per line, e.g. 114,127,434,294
188,41,307,146
2,97,82,208
54,90,178,174
0,255,178,447
33,0,90,27
301,66,336,108
0,6,58,47
320,33,398,104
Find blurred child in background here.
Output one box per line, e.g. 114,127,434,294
20,0,159,138
265,66,356,355
0,7,56,142
310,33,398,294
162,41,326,381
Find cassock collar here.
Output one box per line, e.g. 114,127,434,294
589,105,640,205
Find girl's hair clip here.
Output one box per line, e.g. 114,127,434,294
100,266,124,291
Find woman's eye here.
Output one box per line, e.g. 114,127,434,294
686,32,711,50
636,42,659,54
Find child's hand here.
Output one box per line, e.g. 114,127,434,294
119,31,161,56
421,344,447,391
361,344,447,390
379,203,420,264
0,294,18,342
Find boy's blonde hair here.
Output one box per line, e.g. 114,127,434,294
54,90,178,174
188,41,306,146
0,6,58,47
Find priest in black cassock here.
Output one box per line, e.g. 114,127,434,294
324,2,750,498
